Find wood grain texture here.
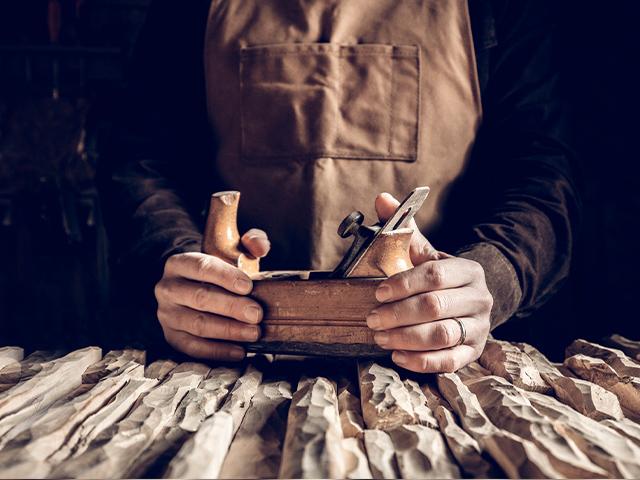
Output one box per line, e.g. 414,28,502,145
607,335,640,361
0,348,23,371
0,350,65,392
362,374,460,479
0,347,102,443
202,191,259,275
164,411,233,479
565,353,640,417
11,355,143,453
544,373,624,421
0,360,145,478
219,380,292,479
433,403,494,478
49,359,176,464
126,366,242,478
338,377,366,438
462,373,607,478
1,339,640,479
348,229,413,278
437,373,562,479
342,437,373,479
602,418,640,447
50,362,209,479
81,349,145,384
363,429,400,479
358,362,415,430
526,389,640,478
253,278,380,322
144,359,178,381
513,343,561,377
388,424,461,479
517,342,624,421
567,339,640,377
178,367,242,431
479,339,551,393
404,379,437,428
279,376,345,479
422,383,496,478
163,365,263,479
50,375,162,463
250,278,385,356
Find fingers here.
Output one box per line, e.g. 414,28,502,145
164,252,253,295
374,317,480,351
155,277,263,324
375,192,402,222
367,286,491,330
376,257,486,303
375,192,439,265
158,305,261,342
391,344,479,373
241,228,271,258
163,327,246,361
158,250,268,363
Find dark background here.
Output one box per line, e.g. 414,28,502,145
0,1,638,360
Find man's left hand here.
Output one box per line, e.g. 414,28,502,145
368,193,493,373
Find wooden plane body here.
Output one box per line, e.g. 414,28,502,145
202,189,428,356
249,271,385,356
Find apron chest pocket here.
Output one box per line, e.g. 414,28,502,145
239,43,420,163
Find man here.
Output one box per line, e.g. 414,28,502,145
99,0,578,373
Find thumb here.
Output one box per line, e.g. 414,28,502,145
375,192,439,265
240,228,271,259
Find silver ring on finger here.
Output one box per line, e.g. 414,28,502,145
453,317,466,346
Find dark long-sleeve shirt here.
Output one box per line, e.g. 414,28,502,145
97,0,579,330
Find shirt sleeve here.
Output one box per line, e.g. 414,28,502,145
454,0,580,328
96,0,210,290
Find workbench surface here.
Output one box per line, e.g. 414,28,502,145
0,335,639,478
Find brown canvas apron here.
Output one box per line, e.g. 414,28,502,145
204,0,482,271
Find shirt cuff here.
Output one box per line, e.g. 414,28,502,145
456,242,522,329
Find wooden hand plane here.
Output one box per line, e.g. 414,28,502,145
202,187,430,356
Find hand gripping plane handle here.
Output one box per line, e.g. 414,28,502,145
202,191,260,275
332,187,430,278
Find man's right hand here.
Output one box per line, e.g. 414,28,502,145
154,229,270,361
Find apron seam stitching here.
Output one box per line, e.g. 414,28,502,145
335,46,341,158
414,49,421,160
388,47,395,156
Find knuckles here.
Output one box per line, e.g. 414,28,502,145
156,307,169,326
470,346,483,363
423,262,446,289
433,322,455,347
154,281,166,301
419,292,446,318
189,312,209,338
466,259,486,281
398,274,412,297
154,279,176,303
162,327,174,346
195,255,215,279
388,302,403,329
482,290,494,312
163,254,180,274
219,318,235,340
192,286,212,311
